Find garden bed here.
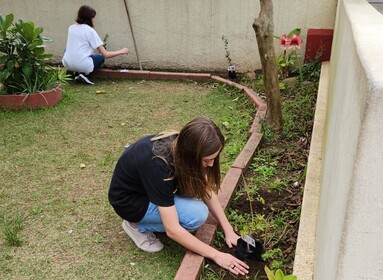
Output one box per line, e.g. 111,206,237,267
201,77,319,279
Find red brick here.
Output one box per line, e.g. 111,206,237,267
243,87,267,110
174,224,217,280
232,132,263,170
210,75,246,91
93,69,150,79
218,167,243,209
149,71,210,80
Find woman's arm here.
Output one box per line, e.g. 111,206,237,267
203,191,240,248
158,205,249,276
97,45,129,59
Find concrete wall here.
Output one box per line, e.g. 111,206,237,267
314,0,383,279
0,0,337,72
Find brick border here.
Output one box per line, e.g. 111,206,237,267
93,69,266,280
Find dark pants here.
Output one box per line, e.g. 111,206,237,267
90,54,105,74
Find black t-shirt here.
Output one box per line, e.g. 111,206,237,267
108,134,177,222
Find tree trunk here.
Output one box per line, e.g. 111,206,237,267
253,0,283,130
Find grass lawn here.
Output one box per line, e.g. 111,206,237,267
0,78,254,279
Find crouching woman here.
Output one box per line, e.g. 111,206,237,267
108,117,249,275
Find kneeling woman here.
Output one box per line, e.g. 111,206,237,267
108,117,249,275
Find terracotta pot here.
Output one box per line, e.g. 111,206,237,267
0,86,62,110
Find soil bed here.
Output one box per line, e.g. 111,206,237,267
203,77,318,279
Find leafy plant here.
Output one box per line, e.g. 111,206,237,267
221,35,233,66
274,28,303,81
264,266,297,280
0,13,70,94
301,48,322,82
2,210,24,246
103,33,109,50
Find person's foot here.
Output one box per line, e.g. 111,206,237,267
71,72,79,80
121,220,164,253
76,73,94,85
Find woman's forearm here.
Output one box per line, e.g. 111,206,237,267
204,192,233,234
97,46,128,59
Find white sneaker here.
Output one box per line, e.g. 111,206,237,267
77,73,94,85
121,220,164,253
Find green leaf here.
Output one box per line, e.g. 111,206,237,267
275,269,284,280
0,68,11,82
27,41,41,51
264,266,275,280
21,22,34,40
0,14,14,32
35,27,43,37
284,276,297,280
6,60,16,71
21,63,32,78
287,28,301,37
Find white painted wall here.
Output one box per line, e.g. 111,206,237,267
315,0,383,279
0,0,337,72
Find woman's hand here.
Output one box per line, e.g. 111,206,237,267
213,251,249,276
224,229,241,248
120,48,129,55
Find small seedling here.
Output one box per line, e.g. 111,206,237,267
2,211,24,246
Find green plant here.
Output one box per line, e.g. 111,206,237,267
264,266,297,280
103,33,109,50
0,13,69,94
301,48,322,82
221,35,233,66
2,211,24,246
200,263,226,280
274,28,303,81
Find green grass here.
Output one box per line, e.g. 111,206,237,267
0,78,254,280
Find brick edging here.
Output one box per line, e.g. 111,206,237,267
93,69,266,280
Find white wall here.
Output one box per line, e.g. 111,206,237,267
0,0,337,72
315,0,383,279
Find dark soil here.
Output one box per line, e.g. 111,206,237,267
203,77,318,279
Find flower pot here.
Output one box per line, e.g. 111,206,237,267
234,237,264,261
0,86,62,110
227,65,236,79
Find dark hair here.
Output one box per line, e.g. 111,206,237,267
76,5,96,27
174,117,225,200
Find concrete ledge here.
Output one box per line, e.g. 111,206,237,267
292,62,329,279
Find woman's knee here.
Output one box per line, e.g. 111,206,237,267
179,201,208,230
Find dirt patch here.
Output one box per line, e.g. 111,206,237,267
203,79,318,279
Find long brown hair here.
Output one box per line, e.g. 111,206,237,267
173,117,225,200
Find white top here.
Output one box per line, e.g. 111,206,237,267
62,24,103,74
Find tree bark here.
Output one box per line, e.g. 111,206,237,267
253,0,283,130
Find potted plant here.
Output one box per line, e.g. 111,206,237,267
221,35,236,79
0,13,70,110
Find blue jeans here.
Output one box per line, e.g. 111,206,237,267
90,54,105,73
136,195,208,233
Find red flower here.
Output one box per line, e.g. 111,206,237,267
288,34,303,51
279,34,288,50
